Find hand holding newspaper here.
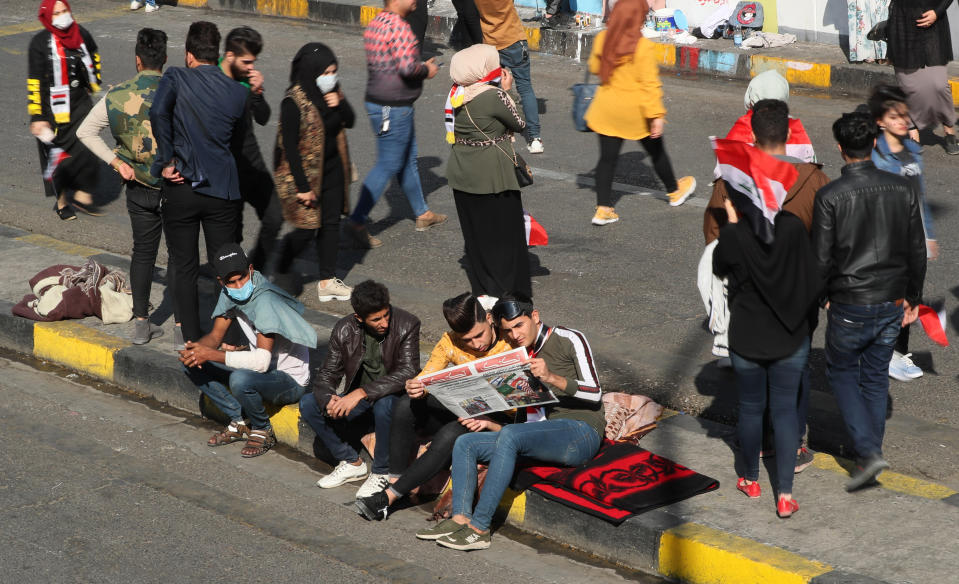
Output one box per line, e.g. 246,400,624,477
417,347,558,418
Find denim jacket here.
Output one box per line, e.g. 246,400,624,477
872,134,934,240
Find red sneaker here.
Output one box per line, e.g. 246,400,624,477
777,496,799,518
737,478,761,498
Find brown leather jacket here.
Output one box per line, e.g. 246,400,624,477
704,160,829,245
309,306,421,407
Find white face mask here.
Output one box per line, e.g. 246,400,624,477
316,73,337,94
52,12,74,30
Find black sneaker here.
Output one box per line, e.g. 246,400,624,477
846,454,890,491
354,490,389,521
944,134,959,155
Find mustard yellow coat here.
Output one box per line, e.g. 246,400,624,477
583,32,667,140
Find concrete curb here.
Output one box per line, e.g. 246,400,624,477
169,0,959,101
0,293,892,584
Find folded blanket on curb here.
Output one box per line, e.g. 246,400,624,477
12,259,133,324
515,442,719,525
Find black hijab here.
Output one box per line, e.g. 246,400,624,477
290,42,338,112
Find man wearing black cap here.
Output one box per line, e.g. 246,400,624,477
180,243,318,458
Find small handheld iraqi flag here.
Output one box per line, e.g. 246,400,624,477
711,137,799,244
917,304,948,346
524,210,548,247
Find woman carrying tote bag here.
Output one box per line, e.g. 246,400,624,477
584,0,696,226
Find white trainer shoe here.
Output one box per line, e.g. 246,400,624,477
130,0,143,9
316,460,368,489
527,138,544,154
355,473,390,499
317,278,352,302
889,351,923,381
145,3,159,12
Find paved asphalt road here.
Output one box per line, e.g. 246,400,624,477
0,353,663,583
1,2,957,481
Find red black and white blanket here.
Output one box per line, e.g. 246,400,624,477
515,442,719,525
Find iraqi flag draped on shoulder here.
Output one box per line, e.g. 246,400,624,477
711,137,799,244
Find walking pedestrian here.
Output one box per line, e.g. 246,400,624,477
584,0,696,225
150,21,249,346
76,28,173,345
868,85,937,382
274,43,356,303
887,0,959,154
446,44,532,299
219,27,284,275
475,0,545,153
813,111,927,491
847,0,890,63
348,0,446,247
28,0,104,220
713,155,822,518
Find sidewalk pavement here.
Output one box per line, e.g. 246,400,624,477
173,0,959,101
2,226,957,583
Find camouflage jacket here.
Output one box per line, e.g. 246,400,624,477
106,70,161,188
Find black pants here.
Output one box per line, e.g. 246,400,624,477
453,189,532,298
595,133,678,207
895,324,910,355
451,0,484,47
406,0,428,49
126,181,174,319
237,168,284,273
389,394,469,496
276,165,344,280
161,181,242,342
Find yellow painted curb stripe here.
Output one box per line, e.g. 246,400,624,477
360,5,381,27
750,56,831,89
256,0,308,18
16,234,100,258
34,321,129,380
0,7,128,38
501,489,526,524
812,453,958,500
177,0,209,6
652,42,676,67
270,403,301,447
523,27,542,52
659,523,831,584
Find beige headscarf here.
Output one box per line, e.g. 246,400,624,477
445,44,507,143
743,70,790,111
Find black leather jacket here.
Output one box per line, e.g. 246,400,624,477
310,306,420,407
812,161,926,307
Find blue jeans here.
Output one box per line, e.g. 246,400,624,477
186,362,306,430
349,103,429,224
498,41,540,140
451,419,600,531
298,392,397,474
730,339,809,495
826,301,902,460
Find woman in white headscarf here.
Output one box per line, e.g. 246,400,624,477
445,44,531,299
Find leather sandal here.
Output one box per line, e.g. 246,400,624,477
207,422,249,447
241,428,276,458
54,201,76,221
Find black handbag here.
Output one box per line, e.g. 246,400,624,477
572,68,597,133
465,103,534,188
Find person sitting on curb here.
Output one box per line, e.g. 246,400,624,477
181,243,317,458
299,280,420,498
416,293,605,550
355,292,511,521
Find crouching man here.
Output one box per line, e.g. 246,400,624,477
183,243,317,457
300,280,420,497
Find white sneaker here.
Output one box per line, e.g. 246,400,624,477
476,295,498,311
889,351,923,381
316,460,368,489
317,278,352,302
355,473,389,499
528,138,544,154
145,3,159,12
130,0,143,9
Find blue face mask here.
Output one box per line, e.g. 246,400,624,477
225,277,254,302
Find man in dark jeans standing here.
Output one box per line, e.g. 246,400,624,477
812,111,927,491
150,21,249,346
77,28,171,346
299,280,420,499
219,26,283,274
476,0,544,153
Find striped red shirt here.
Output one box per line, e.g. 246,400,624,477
364,10,428,106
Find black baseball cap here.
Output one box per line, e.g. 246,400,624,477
212,243,250,279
